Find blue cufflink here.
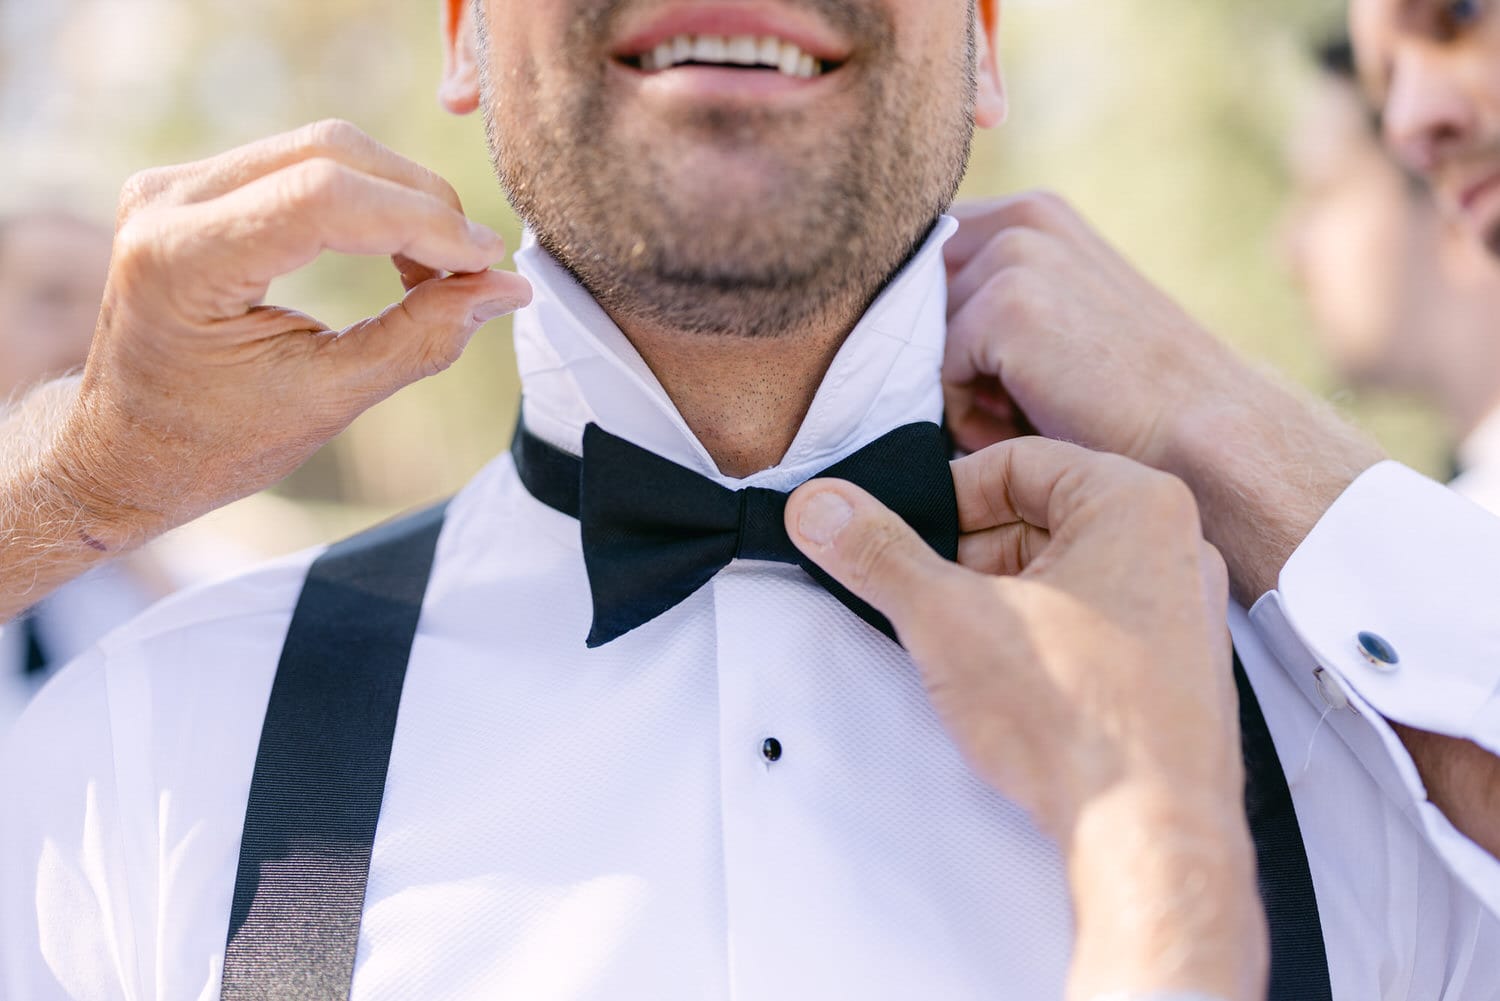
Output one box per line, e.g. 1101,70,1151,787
1357,631,1400,671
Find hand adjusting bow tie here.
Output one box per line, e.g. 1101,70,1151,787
511,417,960,647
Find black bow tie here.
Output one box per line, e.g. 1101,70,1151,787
511,418,959,647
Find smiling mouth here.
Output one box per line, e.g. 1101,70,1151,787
619,34,840,80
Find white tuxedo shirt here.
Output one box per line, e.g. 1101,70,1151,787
0,565,155,736
5,218,1500,1000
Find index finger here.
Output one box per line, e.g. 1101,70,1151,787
122,119,466,219
149,160,507,315
950,436,1133,534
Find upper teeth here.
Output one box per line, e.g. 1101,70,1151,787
640,34,824,78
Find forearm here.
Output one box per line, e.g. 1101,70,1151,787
1172,389,1500,863
1065,785,1266,1001
1164,372,1384,608
0,377,160,621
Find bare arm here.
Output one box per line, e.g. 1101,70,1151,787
0,377,128,620
0,120,533,622
1168,386,1500,860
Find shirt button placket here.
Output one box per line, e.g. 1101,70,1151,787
712,563,802,999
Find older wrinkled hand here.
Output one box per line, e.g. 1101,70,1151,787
50,119,533,547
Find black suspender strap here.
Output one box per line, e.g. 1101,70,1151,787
220,502,449,1001
1235,652,1334,1000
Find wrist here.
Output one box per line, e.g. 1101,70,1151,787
0,376,163,618
1158,379,1383,604
1064,783,1265,1001
41,378,172,552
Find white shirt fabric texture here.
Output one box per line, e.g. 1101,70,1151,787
0,564,155,736
1453,404,1500,515
0,533,255,739
5,217,1500,1000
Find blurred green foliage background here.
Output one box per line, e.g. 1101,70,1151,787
0,0,1445,554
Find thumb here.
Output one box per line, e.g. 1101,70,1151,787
334,268,533,398
786,478,958,635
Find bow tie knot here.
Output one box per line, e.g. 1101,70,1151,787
512,417,959,648
732,488,800,564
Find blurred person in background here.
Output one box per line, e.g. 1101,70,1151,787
0,211,172,729
1285,35,1500,511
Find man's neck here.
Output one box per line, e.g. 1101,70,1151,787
620,317,851,478
513,215,956,478
595,221,949,478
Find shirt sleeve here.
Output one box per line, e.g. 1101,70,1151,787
1249,460,1500,918
0,647,137,1001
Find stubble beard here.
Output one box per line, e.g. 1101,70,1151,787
479,1,977,340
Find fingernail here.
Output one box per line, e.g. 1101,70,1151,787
468,220,503,247
472,298,520,324
798,491,853,546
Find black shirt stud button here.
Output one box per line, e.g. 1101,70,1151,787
761,737,783,763
1357,631,1400,672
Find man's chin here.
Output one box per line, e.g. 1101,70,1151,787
647,139,811,198
617,162,849,275
627,223,840,291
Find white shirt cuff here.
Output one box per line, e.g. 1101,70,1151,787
1253,460,1500,916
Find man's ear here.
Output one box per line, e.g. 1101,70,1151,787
440,0,481,115
974,0,1007,128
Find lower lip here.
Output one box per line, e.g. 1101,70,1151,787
608,61,838,103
